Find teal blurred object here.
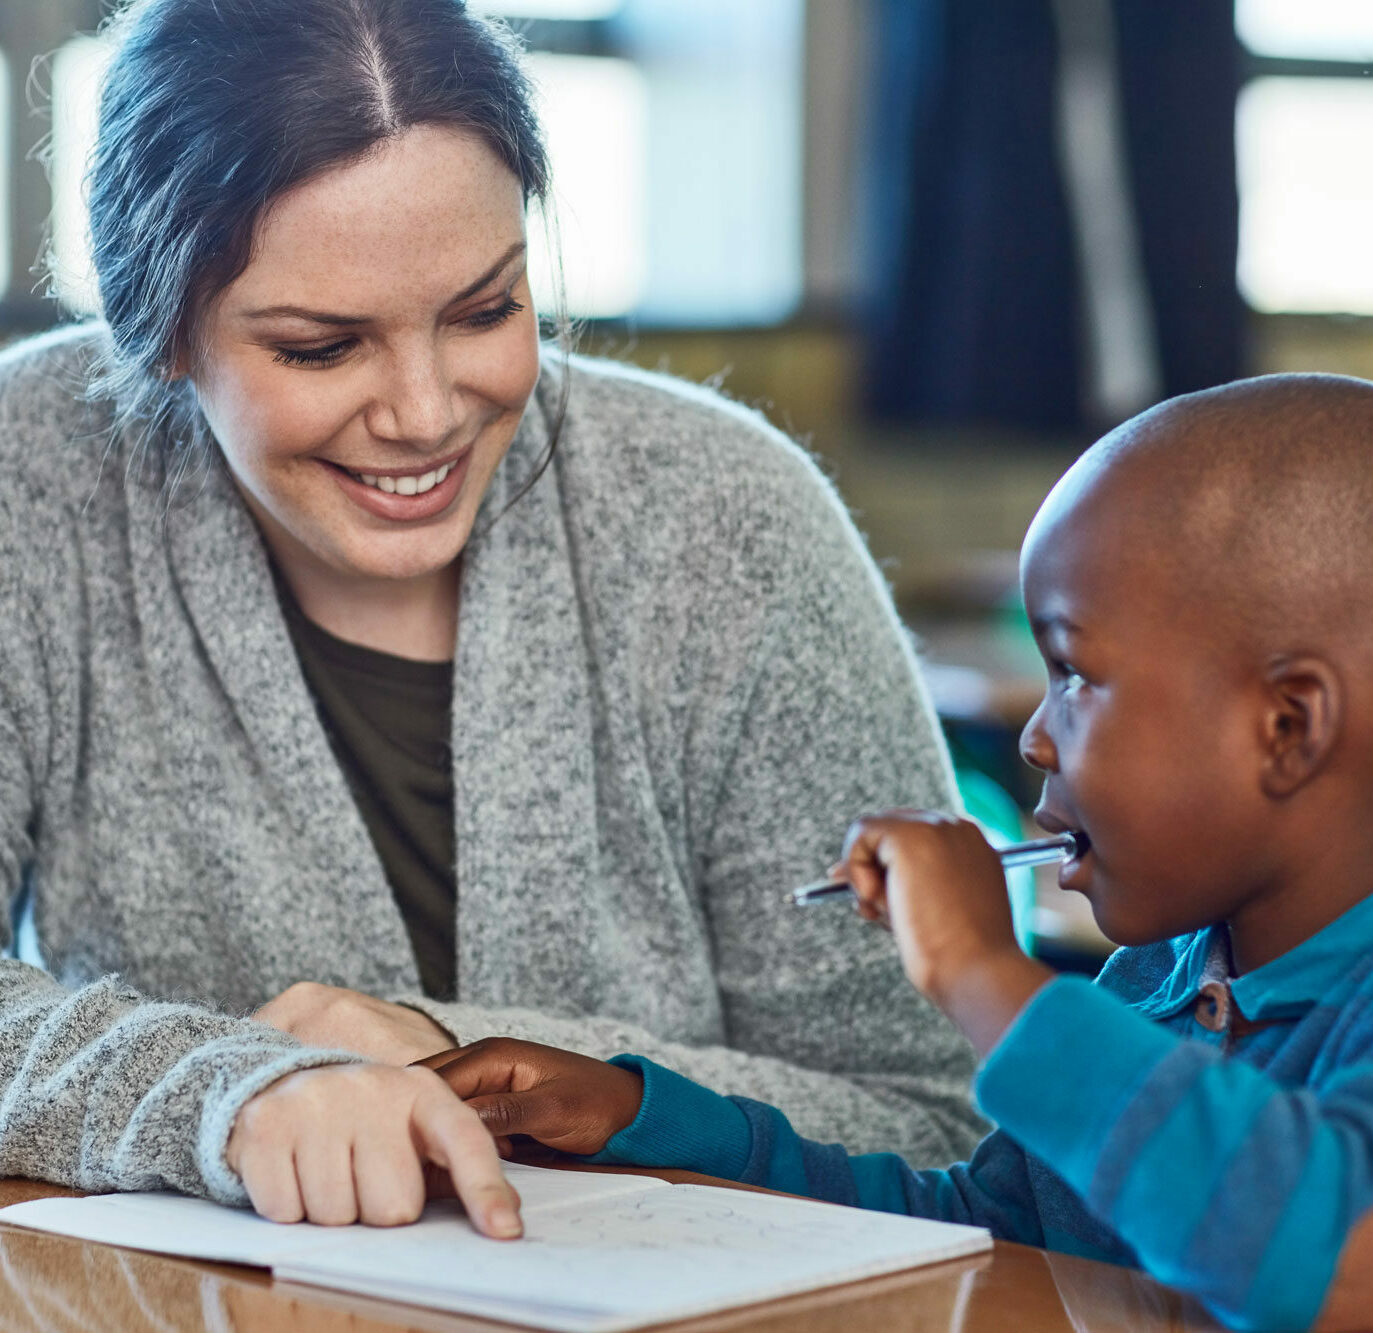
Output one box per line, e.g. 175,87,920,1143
955,765,1037,952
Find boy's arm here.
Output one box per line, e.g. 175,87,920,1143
841,812,1373,1333
976,975,1373,1333
432,1039,1045,1243
592,1054,1046,1244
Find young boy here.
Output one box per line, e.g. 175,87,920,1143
431,375,1373,1333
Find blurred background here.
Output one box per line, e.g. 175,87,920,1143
2,0,1370,966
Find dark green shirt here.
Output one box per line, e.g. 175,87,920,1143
277,585,456,1000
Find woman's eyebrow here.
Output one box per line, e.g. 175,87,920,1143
240,241,528,325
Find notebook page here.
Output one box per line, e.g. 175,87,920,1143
503,1161,670,1212
0,1163,662,1269
0,1170,991,1333
0,1190,333,1268
277,1182,991,1333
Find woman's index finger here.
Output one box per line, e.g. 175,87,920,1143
413,1081,523,1239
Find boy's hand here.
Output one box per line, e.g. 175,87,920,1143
837,810,1054,1056
425,1039,644,1157
226,1064,522,1237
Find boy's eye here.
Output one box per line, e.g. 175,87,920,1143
1050,659,1088,690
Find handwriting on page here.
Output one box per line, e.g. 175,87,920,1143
530,1187,903,1255
284,1184,989,1320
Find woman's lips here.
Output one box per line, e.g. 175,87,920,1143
326,450,471,522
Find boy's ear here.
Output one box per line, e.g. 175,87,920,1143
1258,655,1342,798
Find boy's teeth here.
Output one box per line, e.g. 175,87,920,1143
351,461,454,495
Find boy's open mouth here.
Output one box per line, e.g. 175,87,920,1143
1057,828,1093,891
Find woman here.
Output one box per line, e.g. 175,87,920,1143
0,0,982,1230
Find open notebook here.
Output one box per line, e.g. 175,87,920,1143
0,1162,991,1332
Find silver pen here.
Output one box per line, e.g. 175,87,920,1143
788,831,1085,906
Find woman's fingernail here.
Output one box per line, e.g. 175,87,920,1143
490,1205,522,1237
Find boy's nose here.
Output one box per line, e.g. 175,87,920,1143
1019,702,1057,772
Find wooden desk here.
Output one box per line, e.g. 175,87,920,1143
0,1177,1222,1333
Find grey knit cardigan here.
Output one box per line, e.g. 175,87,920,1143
0,325,983,1206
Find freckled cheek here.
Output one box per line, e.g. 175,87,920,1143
459,320,541,415
211,367,361,471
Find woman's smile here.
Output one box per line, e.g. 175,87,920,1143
325,447,473,523
186,123,541,635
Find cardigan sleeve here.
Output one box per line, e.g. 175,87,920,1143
400,427,986,1167
0,489,362,1204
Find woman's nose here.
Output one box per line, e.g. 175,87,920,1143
1019,700,1057,773
369,350,457,447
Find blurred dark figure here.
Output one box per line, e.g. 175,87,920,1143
862,0,1243,432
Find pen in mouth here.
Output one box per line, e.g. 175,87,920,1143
788,831,1087,907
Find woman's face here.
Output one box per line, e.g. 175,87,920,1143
189,123,541,587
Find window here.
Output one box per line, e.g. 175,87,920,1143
469,0,621,18
1235,1,1373,314
525,52,649,318
49,35,109,317
40,0,805,327
1236,0,1373,62
0,49,10,305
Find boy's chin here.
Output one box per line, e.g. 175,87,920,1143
1086,898,1171,951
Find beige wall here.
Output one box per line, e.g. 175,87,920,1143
583,315,1373,594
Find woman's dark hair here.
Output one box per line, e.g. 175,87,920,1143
85,0,568,484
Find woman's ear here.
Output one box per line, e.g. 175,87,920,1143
1259,655,1342,798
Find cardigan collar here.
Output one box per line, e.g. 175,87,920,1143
155,363,600,1001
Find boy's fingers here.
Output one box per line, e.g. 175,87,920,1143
426,1045,522,1100
410,1046,465,1072
415,1086,523,1239
846,859,888,914
463,1091,533,1138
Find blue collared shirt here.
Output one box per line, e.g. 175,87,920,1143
591,895,1373,1332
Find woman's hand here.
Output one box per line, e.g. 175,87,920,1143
254,982,452,1065
426,1038,644,1157
225,1063,522,1236
837,810,1054,1056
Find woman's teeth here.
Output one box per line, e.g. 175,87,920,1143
350,461,455,496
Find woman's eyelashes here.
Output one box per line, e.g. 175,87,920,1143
270,296,527,368
273,338,353,368
465,296,525,329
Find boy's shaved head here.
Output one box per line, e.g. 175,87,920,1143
1020,372,1373,969
1029,373,1373,655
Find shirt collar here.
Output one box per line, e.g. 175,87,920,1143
1132,893,1373,1023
